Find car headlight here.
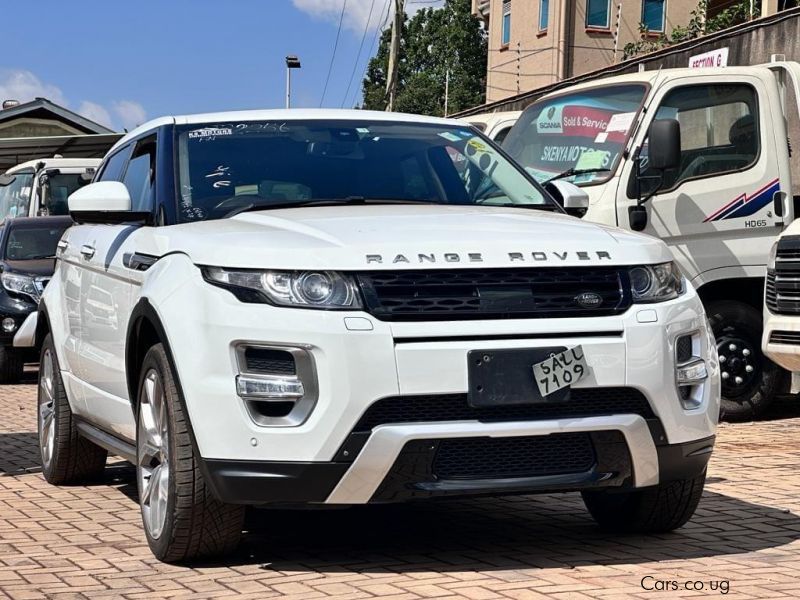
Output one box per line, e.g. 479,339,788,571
203,267,362,309
768,241,778,269
1,272,41,303
628,262,685,303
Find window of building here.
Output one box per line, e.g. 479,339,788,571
586,0,611,28
637,84,759,193
642,0,665,32
501,0,511,45
539,0,549,31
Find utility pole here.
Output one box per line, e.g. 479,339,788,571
444,68,450,117
385,0,404,111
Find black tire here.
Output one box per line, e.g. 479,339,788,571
0,345,24,384
706,300,789,421
136,343,244,563
582,470,706,533
38,334,107,484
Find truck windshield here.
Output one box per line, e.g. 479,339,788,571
503,84,647,186
175,120,552,222
0,172,34,220
42,173,90,216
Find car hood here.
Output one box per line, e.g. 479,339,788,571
137,205,672,270
3,258,57,277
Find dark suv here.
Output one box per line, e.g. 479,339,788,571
0,216,71,382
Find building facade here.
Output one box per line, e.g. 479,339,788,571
472,0,697,102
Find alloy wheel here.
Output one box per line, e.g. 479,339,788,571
137,369,170,540
38,348,56,470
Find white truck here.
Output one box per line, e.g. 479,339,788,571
34,109,717,562
0,158,101,220
461,110,521,144
502,60,800,420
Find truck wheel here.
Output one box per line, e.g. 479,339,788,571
582,470,705,533
706,300,789,421
136,343,244,563
38,334,108,484
0,346,24,384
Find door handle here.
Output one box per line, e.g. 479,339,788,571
80,245,96,260
56,240,69,253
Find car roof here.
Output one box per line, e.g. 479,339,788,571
109,109,465,154
0,216,73,229
5,158,102,174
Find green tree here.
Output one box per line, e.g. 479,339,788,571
361,0,487,115
623,0,759,60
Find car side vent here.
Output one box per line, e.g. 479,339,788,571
676,334,693,363
244,347,296,375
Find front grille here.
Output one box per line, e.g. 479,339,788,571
769,330,800,345
432,433,595,480
243,348,296,375
768,236,800,315
355,267,631,321
353,388,653,432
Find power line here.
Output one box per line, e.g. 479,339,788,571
320,0,349,108
350,0,392,107
341,0,379,107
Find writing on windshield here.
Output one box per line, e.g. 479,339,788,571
504,84,647,186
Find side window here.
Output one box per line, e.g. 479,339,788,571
493,127,512,145
98,145,133,182
122,136,157,213
639,84,759,193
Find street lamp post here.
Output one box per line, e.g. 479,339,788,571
285,55,301,109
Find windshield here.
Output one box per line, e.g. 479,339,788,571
0,172,34,220
4,223,69,261
503,84,647,186
42,173,90,216
175,120,551,222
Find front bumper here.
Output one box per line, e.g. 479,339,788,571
763,309,800,371
151,260,719,504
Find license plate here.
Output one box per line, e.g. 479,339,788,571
467,347,569,407
532,346,588,397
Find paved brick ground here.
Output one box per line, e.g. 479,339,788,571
3,376,800,599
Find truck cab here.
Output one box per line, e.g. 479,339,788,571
0,158,101,220
503,61,800,420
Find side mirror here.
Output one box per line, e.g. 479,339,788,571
629,205,648,232
545,180,589,217
0,174,15,187
647,119,681,170
79,172,94,184
68,181,147,225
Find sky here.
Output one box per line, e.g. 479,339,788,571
0,0,443,132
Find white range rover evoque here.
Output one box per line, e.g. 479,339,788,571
32,109,719,562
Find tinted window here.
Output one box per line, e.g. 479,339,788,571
639,84,759,193
98,145,133,182
0,172,34,219
175,120,551,222
494,126,512,145
122,137,156,212
586,0,610,27
5,223,69,260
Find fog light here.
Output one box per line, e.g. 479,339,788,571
676,359,708,385
236,374,304,399
2,318,16,333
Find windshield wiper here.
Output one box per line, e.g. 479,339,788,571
543,167,611,185
225,196,447,218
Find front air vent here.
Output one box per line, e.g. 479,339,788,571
244,347,296,375
769,330,800,345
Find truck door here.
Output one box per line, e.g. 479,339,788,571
618,73,787,283
766,61,800,222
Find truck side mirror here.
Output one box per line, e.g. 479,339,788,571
545,180,589,218
629,205,648,232
647,119,681,170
